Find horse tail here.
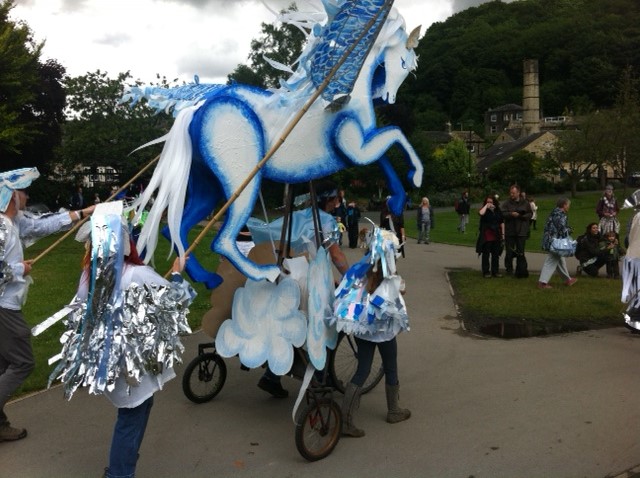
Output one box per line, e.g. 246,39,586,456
133,105,200,262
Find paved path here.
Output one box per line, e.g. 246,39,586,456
2,241,640,478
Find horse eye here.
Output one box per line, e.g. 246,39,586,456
401,58,407,69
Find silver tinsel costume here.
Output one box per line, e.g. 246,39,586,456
36,202,194,400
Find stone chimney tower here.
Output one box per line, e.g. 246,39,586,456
521,59,540,138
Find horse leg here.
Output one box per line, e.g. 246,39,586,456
194,97,280,283
161,156,224,289
335,119,423,187
378,155,405,216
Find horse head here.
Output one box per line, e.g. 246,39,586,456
372,19,421,104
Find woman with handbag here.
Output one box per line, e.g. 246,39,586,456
538,197,578,289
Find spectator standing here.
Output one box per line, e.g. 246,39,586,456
575,223,607,277
333,189,347,246
501,184,533,277
416,197,433,244
346,201,361,249
476,195,504,278
0,167,94,442
537,197,577,289
529,196,538,230
455,190,471,233
70,186,84,210
596,184,620,235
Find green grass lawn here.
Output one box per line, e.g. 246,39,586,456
448,269,624,337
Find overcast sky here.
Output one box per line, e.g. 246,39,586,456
11,0,506,85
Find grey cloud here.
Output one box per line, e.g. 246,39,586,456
175,37,243,80
94,32,133,48
60,0,89,13
154,0,292,9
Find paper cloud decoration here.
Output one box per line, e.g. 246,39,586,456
215,277,307,375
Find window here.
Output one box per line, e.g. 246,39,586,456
490,114,497,122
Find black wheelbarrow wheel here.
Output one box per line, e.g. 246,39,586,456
182,352,227,403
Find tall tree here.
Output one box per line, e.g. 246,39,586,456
0,0,65,171
227,4,306,89
60,71,172,182
606,66,640,189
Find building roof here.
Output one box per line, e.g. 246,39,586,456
476,132,546,171
486,103,523,113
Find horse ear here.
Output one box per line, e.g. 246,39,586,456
406,25,422,49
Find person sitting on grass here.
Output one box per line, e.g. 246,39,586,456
575,223,607,277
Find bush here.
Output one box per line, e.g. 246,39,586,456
527,178,555,195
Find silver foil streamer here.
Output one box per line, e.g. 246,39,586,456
0,216,14,297
49,279,193,399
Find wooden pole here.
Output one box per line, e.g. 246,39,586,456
30,154,160,265
171,2,394,275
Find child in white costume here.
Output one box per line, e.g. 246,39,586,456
329,226,411,437
44,202,194,478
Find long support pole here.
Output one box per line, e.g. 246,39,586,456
173,1,394,274
30,154,160,265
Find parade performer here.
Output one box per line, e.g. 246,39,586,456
41,202,193,477
0,167,94,442
621,190,640,332
328,224,411,437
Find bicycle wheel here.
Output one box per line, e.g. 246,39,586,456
182,352,227,404
329,333,384,394
295,398,341,461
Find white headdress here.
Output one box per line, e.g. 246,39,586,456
0,167,40,212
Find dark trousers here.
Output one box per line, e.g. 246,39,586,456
0,308,35,425
606,259,620,278
106,396,154,478
481,240,501,275
347,226,359,248
351,337,399,387
583,257,607,277
504,235,527,274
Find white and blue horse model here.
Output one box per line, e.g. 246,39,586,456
126,1,423,287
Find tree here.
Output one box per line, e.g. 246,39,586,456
409,0,640,135
227,4,306,89
487,150,536,192
549,111,619,197
0,0,65,172
606,67,640,189
430,139,473,191
60,71,173,183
